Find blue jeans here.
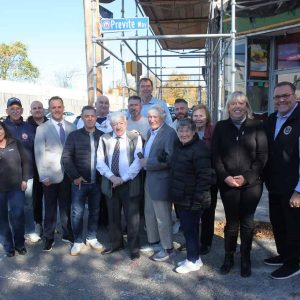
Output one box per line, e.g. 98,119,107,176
178,208,203,263
0,190,25,252
71,183,101,243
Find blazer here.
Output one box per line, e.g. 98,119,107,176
34,119,75,184
145,123,177,201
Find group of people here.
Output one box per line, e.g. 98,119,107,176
0,79,299,281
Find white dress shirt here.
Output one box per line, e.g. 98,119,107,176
96,132,143,182
51,119,65,136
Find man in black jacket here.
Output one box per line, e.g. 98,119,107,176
62,106,104,256
264,81,300,279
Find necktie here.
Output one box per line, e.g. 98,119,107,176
58,122,65,144
111,137,120,177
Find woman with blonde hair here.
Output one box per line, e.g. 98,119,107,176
212,91,268,277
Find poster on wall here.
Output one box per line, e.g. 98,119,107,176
249,42,269,79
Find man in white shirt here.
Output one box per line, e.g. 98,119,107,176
96,112,143,260
127,95,149,141
139,78,173,126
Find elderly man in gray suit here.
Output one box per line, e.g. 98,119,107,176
139,105,177,262
35,96,75,251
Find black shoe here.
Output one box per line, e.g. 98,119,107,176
62,236,74,244
101,246,124,255
220,253,234,274
6,250,15,257
43,239,55,251
130,252,140,260
16,248,27,255
241,255,251,277
199,245,211,255
271,263,300,279
264,255,284,266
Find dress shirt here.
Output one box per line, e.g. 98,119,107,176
141,96,173,126
274,102,298,139
144,125,163,159
96,132,143,182
51,119,65,137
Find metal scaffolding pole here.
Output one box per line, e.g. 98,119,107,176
231,0,236,91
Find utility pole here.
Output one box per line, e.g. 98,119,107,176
83,0,103,106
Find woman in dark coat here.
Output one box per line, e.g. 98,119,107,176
192,104,218,255
0,121,29,257
212,91,268,277
170,118,214,274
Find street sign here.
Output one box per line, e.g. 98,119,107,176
100,17,149,33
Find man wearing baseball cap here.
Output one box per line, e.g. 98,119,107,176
4,97,41,244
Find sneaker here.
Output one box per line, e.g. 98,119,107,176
70,242,84,256
172,220,181,234
151,249,175,262
86,239,104,252
140,243,161,254
271,264,300,280
264,255,284,266
175,258,203,274
177,259,188,267
35,223,43,237
25,233,41,243
43,239,55,252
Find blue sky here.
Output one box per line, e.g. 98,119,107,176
0,1,202,91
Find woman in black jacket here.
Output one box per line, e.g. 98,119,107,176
170,118,214,274
212,91,268,277
0,121,29,257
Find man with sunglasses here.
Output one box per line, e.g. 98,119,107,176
264,81,300,279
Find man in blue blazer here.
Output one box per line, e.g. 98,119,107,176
35,96,75,251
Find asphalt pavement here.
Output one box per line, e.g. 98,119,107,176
1,188,300,300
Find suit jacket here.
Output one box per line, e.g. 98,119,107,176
145,123,176,201
35,119,75,184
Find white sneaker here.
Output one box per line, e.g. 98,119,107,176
175,258,203,274
25,233,41,243
140,243,161,254
177,259,188,267
70,242,84,256
172,220,181,234
86,239,104,251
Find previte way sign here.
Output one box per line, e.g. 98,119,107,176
100,17,149,33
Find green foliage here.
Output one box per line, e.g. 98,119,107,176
0,41,39,81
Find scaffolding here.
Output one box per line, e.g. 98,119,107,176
92,0,237,120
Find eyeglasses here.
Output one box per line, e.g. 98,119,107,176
273,93,294,101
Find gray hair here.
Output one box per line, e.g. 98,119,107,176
224,91,253,119
176,118,196,132
110,111,127,125
148,105,166,121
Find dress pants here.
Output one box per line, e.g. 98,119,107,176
178,208,203,263
0,190,25,252
43,175,73,240
144,179,173,250
106,182,140,255
269,192,300,265
200,184,218,247
220,184,263,253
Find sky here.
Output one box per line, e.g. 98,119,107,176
0,0,202,92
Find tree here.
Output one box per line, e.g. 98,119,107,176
0,41,39,81
162,74,199,107
54,68,79,88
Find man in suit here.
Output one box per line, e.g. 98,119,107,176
264,81,300,279
139,105,177,262
35,96,75,251
96,111,143,260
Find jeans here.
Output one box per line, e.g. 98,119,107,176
71,183,101,243
178,208,203,263
0,190,25,252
